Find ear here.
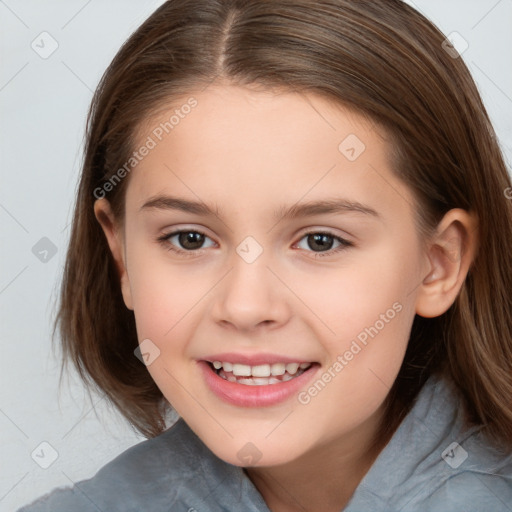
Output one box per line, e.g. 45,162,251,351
415,208,478,318
94,198,134,310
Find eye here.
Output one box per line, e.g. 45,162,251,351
157,229,352,258
158,229,216,254
295,231,353,256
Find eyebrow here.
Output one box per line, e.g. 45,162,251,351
140,195,380,220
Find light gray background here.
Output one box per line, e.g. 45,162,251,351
1,1,511,510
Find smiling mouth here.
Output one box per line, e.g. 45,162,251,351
207,361,315,386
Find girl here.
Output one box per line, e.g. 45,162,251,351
19,0,512,510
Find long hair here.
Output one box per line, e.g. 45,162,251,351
56,0,512,445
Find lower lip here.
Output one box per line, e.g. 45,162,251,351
198,360,319,407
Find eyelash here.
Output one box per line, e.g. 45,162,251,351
157,229,353,259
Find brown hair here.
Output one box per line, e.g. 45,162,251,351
56,0,512,446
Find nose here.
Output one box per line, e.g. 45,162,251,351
210,249,292,332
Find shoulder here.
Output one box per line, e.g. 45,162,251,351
348,375,512,511
409,425,512,511
403,377,512,510
417,377,512,509
17,418,245,512
422,418,512,510
420,458,512,511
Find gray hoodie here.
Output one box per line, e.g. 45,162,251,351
18,375,512,511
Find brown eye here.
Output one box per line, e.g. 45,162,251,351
295,231,353,255
306,233,335,252
159,230,216,253
178,231,205,250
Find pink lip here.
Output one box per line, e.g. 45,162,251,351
202,352,315,366
198,360,320,408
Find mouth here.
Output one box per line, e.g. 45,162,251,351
207,360,314,386
199,357,320,407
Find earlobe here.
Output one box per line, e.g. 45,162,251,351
93,198,134,310
415,209,478,319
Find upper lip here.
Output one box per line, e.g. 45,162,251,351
201,352,316,366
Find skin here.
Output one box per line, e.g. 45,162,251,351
95,84,478,511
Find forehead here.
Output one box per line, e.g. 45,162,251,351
137,83,374,161
127,84,415,224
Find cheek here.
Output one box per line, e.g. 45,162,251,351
289,241,417,401
125,250,205,415
125,244,211,387
291,241,415,340
125,240,202,336
294,286,414,443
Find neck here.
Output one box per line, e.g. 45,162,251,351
245,404,391,512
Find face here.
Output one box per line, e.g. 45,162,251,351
99,84,431,467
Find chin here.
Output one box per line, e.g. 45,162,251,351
204,436,304,468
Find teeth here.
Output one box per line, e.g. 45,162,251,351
252,364,271,377
223,376,295,386
232,363,252,376
211,360,313,379
253,377,273,385
270,363,286,376
285,363,299,375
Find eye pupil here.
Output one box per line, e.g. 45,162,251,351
179,231,204,250
308,233,333,251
